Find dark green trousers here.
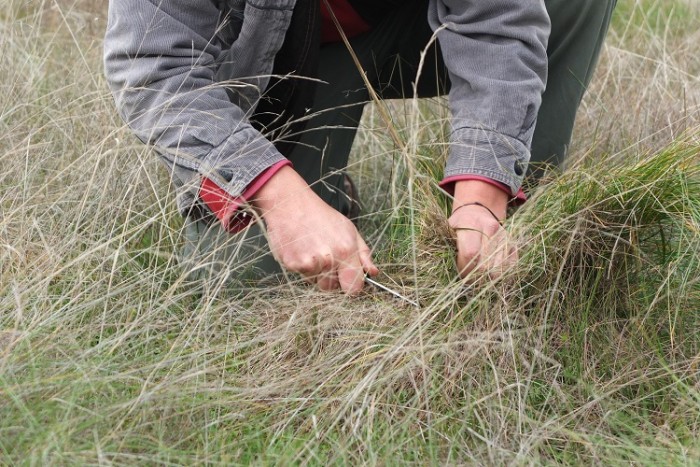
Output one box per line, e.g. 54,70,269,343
180,0,617,283
532,0,618,174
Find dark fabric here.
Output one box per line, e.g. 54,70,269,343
249,0,321,158
244,0,618,203
347,0,404,26
320,0,371,43
286,0,435,215
529,0,618,176
286,0,617,209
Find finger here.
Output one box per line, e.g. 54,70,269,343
507,244,519,266
356,233,379,277
337,256,365,295
456,230,483,278
458,254,481,278
490,243,518,281
296,252,333,278
315,253,339,291
316,271,340,291
486,245,508,280
486,230,517,280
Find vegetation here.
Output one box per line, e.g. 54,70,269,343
1,0,699,464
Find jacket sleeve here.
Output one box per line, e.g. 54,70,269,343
428,0,550,195
103,0,287,197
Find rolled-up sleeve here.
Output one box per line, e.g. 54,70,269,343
428,0,550,195
104,0,287,198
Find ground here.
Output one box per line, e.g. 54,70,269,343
1,0,699,464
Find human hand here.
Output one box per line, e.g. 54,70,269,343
449,181,517,279
251,166,379,294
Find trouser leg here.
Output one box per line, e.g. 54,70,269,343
304,0,619,185
530,0,618,176
287,0,438,213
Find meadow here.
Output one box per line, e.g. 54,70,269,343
1,0,699,464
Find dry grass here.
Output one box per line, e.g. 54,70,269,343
1,0,700,464
572,0,700,157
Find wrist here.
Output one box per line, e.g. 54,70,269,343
452,180,508,220
250,165,310,215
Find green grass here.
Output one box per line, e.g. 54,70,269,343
2,0,700,464
611,0,699,37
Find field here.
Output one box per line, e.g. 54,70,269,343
1,0,700,464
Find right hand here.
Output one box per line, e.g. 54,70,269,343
251,166,379,294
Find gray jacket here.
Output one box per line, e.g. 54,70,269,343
104,0,549,215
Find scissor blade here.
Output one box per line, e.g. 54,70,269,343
364,276,420,308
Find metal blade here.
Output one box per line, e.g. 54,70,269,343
364,275,420,308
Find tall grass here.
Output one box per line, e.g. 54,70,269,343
1,0,700,464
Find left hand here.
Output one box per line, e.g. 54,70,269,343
449,180,518,279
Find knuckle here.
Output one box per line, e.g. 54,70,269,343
287,257,315,274
283,259,301,272
334,241,354,258
460,248,481,261
300,257,318,273
278,254,294,269
486,219,502,231
319,254,333,269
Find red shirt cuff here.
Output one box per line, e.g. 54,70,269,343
199,160,292,234
439,175,527,206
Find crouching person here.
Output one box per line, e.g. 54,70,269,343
104,0,616,293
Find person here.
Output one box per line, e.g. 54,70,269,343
104,0,616,293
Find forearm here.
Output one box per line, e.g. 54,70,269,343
428,0,550,195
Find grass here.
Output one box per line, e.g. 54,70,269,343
1,0,700,464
